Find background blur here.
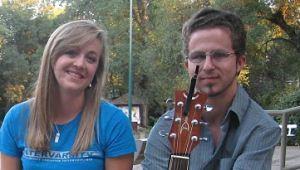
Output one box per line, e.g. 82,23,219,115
0,0,299,144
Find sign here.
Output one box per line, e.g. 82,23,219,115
120,106,141,124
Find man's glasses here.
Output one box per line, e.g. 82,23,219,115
187,50,237,64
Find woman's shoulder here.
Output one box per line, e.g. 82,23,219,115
6,99,31,116
100,100,122,113
2,99,32,125
100,100,118,108
99,100,128,120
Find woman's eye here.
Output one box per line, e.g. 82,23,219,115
65,50,78,57
86,55,97,64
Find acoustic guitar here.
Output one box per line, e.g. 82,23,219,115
168,65,209,170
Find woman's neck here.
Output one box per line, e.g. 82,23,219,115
53,91,85,124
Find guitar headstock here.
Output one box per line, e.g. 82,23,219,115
168,90,208,155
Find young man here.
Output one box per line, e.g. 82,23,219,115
142,8,280,170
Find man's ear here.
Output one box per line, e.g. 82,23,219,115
236,55,246,75
184,58,188,70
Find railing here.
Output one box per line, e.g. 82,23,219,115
134,106,300,169
267,106,300,170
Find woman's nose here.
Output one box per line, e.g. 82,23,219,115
73,54,86,68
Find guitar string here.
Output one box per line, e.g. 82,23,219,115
174,103,183,170
186,107,199,155
172,103,183,169
176,104,183,170
179,103,193,170
185,110,194,155
180,103,200,169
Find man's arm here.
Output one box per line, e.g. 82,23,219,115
233,126,281,169
142,113,172,170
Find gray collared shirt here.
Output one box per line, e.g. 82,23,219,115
142,86,281,170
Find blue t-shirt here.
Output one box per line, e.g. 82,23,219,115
0,100,136,170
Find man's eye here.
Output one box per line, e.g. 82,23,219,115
190,52,206,60
198,53,207,59
212,51,227,58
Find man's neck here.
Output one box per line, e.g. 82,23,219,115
202,84,238,125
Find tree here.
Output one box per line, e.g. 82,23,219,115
1,0,298,126
0,0,64,119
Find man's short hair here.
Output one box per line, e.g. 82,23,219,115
182,8,246,58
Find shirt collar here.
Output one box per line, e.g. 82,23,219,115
224,85,251,126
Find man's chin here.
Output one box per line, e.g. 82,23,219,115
199,85,222,98
197,84,214,93
207,92,220,98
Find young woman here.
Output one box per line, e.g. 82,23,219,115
0,20,136,170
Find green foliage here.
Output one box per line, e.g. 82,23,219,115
270,86,300,120
214,1,300,112
271,87,300,145
0,0,299,128
0,1,63,116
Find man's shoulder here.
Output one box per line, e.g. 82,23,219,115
148,110,174,138
235,86,279,128
155,110,174,126
248,98,279,128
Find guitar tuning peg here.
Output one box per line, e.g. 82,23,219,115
199,121,208,126
199,137,208,141
158,130,169,137
191,119,198,125
204,105,213,112
169,133,176,139
191,136,198,142
174,117,181,123
176,101,184,107
163,115,173,121
195,104,202,110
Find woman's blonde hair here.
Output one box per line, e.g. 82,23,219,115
27,20,108,153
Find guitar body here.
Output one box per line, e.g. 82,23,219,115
168,90,207,170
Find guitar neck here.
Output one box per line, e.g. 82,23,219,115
168,154,190,170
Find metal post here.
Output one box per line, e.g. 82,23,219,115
128,0,133,122
280,112,288,169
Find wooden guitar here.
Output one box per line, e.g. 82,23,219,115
168,66,208,170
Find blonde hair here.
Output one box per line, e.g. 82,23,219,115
27,20,108,153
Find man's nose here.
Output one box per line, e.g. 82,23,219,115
202,56,215,71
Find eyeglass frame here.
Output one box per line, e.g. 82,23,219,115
186,49,238,64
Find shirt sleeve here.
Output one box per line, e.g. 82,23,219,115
102,109,136,158
142,113,172,170
233,125,281,170
0,106,23,157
